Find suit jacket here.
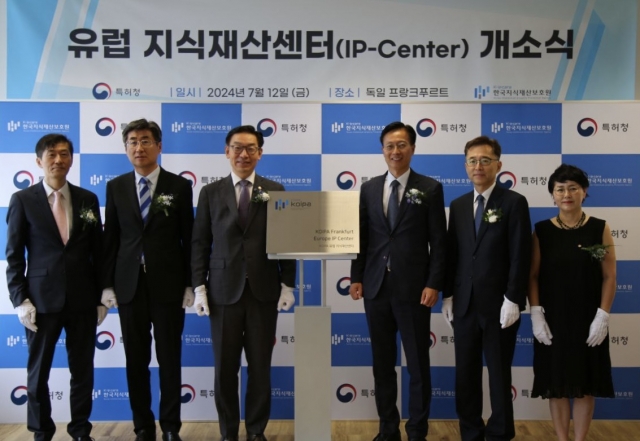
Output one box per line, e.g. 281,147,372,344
103,168,193,304
6,181,103,313
350,169,447,302
191,174,296,305
444,185,531,317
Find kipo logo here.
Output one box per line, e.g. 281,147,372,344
257,118,277,137
92,83,112,100
416,118,437,137
179,171,197,188
95,117,116,136
13,171,34,189
181,384,196,403
577,118,598,137
10,386,28,405
336,171,357,190
95,331,115,350
497,171,516,190
336,384,357,403
336,277,351,296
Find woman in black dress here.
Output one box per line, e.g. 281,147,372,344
528,164,616,441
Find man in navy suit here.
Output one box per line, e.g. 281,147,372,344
191,125,296,441
6,134,106,441
443,136,531,441
102,119,194,441
350,122,447,441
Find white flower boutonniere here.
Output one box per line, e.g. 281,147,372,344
483,208,503,224
151,193,176,216
79,206,99,230
251,186,270,203
405,188,427,205
579,244,612,262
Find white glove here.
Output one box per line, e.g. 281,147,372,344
277,283,295,311
194,286,210,316
101,288,118,309
500,296,520,329
530,306,553,345
586,308,609,347
16,299,38,332
97,306,108,326
182,287,195,308
441,297,454,330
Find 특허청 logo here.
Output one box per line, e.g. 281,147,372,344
92,83,112,100
181,384,196,403
511,385,517,401
10,386,28,405
336,171,357,190
336,384,357,403
95,331,115,350
179,171,197,188
13,171,34,189
257,118,277,137
336,277,351,296
416,118,437,137
577,118,598,137
497,171,516,189
430,332,437,349
95,117,116,136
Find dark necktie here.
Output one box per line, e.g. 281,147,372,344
475,194,485,234
139,177,151,224
387,180,400,229
238,179,250,228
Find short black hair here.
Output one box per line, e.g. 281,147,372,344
548,164,590,194
379,122,417,145
122,118,162,144
225,125,264,148
464,136,502,158
35,134,74,158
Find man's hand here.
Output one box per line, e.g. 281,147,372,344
349,282,363,300
420,287,439,307
16,299,37,332
500,296,520,329
101,288,118,309
586,308,609,347
182,287,195,308
277,284,295,311
194,286,210,317
441,297,453,330
530,306,552,345
97,306,108,326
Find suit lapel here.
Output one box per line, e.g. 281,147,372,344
474,186,505,249
34,182,63,243
392,169,415,231
125,171,144,226
245,175,264,230
147,168,170,226
221,175,241,229
68,184,82,241
370,174,388,230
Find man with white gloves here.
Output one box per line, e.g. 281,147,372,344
191,125,296,441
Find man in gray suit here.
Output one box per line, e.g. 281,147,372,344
191,125,296,441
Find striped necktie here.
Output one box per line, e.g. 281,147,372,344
139,177,151,223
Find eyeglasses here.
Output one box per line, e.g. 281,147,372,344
553,186,582,195
465,157,499,167
126,139,156,148
383,142,410,152
229,144,260,155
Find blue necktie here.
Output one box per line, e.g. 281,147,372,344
387,180,400,229
139,177,151,224
474,194,484,235
238,180,250,228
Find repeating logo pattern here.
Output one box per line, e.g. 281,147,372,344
95,331,116,350
336,383,357,403
577,118,598,137
416,118,437,137
13,171,34,189
92,83,112,100
95,117,116,136
336,171,357,190
257,118,277,137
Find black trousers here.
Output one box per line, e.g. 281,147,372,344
118,267,185,435
26,306,97,441
364,271,433,439
209,282,278,438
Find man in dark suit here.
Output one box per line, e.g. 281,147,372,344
102,119,194,441
191,125,296,441
349,122,447,441
443,136,531,441
6,134,106,441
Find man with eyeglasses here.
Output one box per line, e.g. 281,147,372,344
349,122,446,441
443,136,531,441
191,125,296,441
102,119,194,441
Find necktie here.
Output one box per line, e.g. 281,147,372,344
139,177,151,224
387,180,400,229
52,191,68,244
475,194,485,235
238,180,250,228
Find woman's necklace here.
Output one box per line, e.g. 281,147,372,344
556,211,585,230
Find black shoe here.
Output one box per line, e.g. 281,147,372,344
373,433,401,441
73,437,95,441
162,432,182,441
247,434,267,441
135,429,156,441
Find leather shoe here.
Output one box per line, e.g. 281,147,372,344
247,434,267,441
135,429,156,441
162,432,182,441
73,437,95,441
373,433,401,441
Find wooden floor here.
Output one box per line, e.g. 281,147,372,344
1,420,639,441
